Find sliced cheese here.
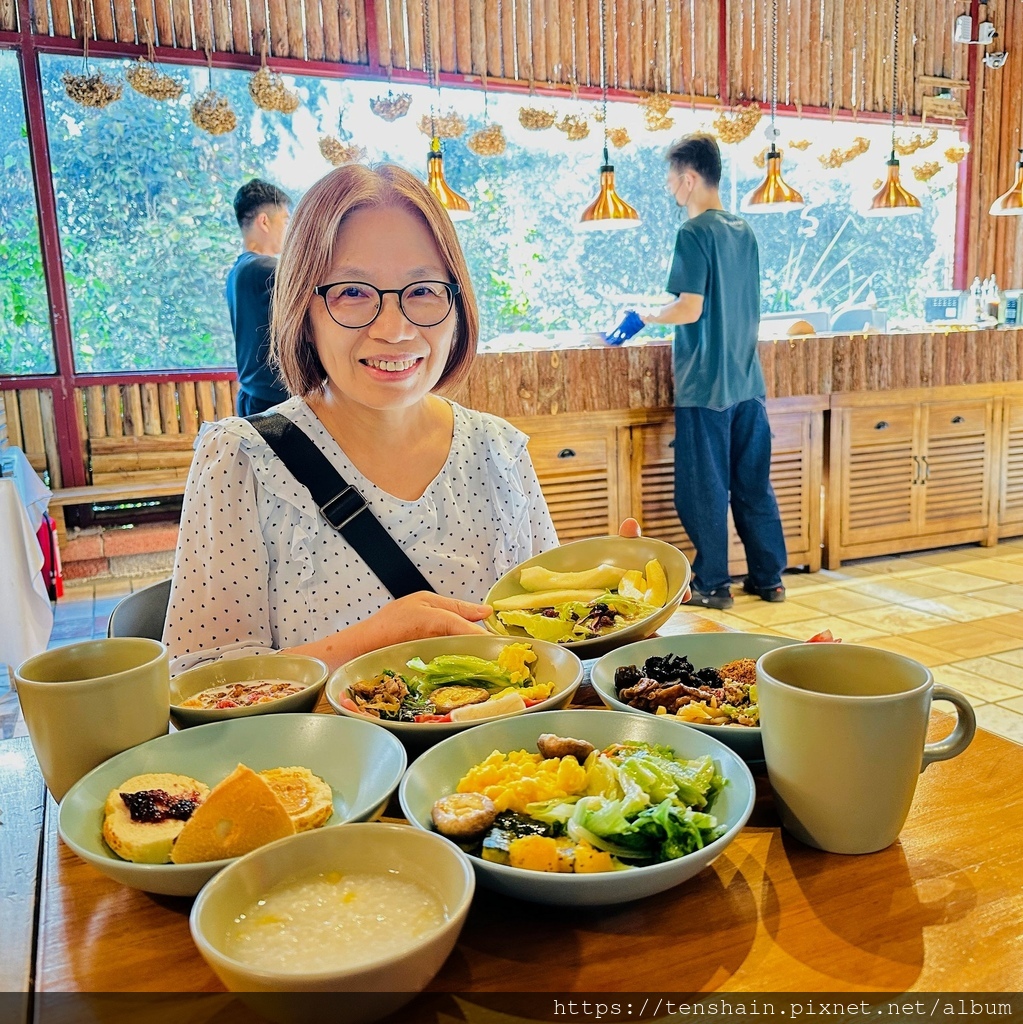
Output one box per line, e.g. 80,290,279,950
170,763,295,864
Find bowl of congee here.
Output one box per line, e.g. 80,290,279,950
189,822,474,1017
483,535,692,659
169,653,329,728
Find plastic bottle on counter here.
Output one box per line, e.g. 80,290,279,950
970,277,984,322
987,275,1006,323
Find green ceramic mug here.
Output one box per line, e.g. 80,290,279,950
15,637,170,802
757,643,976,855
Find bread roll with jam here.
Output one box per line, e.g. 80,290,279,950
258,766,333,832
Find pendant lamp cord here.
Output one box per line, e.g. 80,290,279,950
423,0,437,137
770,0,778,129
599,0,609,162
890,0,900,156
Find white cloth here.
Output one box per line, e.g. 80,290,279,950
164,397,559,673
0,478,53,669
0,446,52,531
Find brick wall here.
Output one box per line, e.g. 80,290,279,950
61,523,179,580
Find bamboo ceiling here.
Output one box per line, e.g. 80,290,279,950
8,0,972,119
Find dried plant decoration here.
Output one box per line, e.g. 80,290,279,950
63,37,122,109
126,22,183,101
789,138,812,150
519,105,557,130
893,128,938,156
607,126,630,148
468,123,506,156
249,36,300,114
370,89,412,121
639,92,674,132
912,161,941,182
817,136,870,169
712,102,762,143
555,113,590,141
417,110,467,139
944,145,968,163
192,52,237,135
319,110,365,166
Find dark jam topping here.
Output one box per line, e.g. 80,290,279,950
119,789,201,824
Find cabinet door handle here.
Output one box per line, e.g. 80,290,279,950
912,455,922,484
875,420,889,430
922,456,931,481
952,415,965,424
557,448,576,459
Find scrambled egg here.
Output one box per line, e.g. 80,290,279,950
456,749,588,813
497,643,537,685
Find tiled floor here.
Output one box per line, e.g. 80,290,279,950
4,540,1023,746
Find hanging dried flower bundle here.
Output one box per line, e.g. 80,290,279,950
555,114,590,141
893,128,938,156
125,24,182,101
606,126,631,148
912,161,941,182
817,136,870,169
370,91,412,121
518,106,557,130
249,66,300,114
417,110,467,138
712,103,761,144
63,70,123,108
639,92,674,132
191,89,237,135
789,138,812,150
126,60,183,101
467,123,506,156
319,136,365,166
944,145,968,164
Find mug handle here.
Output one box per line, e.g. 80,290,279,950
921,684,977,771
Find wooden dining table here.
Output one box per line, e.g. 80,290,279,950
4,610,1022,1022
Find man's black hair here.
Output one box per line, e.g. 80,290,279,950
665,133,722,188
233,179,291,231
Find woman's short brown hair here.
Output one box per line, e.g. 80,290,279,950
271,164,479,397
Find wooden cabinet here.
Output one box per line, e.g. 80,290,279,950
514,400,825,573
998,392,1023,537
627,398,825,573
827,387,1000,567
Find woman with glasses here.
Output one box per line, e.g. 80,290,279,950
165,164,638,673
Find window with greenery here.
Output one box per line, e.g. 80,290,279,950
39,54,960,373
0,51,55,377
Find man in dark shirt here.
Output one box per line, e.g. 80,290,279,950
227,179,292,416
640,134,787,609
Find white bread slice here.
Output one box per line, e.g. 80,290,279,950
102,773,210,864
258,767,333,832
170,764,295,864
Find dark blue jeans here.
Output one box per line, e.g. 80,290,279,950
673,399,787,593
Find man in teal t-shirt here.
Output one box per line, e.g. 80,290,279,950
639,134,786,609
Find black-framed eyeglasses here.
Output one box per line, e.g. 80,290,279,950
313,280,460,330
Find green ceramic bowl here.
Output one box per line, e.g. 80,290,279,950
399,708,754,906
169,654,328,729
590,633,801,761
58,714,407,897
483,536,691,659
326,634,583,751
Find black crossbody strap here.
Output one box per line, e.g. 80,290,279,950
247,412,435,600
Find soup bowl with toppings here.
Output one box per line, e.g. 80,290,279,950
170,653,329,729
589,633,802,761
325,634,583,750
483,536,691,659
399,708,754,905
190,822,474,1019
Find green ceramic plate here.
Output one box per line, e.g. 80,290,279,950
399,708,754,906
590,633,801,761
483,536,691,659
58,713,407,897
169,653,328,729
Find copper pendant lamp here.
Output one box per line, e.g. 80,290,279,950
577,0,641,230
421,0,473,221
742,0,805,213
426,136,473,220
989,148,1023,216
863,0,921,217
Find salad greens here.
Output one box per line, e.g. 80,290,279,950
497,593,659,644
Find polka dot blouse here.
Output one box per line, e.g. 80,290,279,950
164,396,559,673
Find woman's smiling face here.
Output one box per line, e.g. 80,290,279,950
309,204,457,411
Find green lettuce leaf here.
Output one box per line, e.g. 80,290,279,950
495,611,576,643
404,654,513,695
